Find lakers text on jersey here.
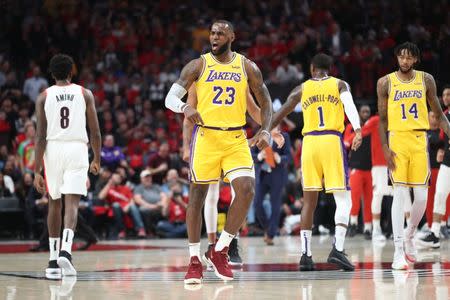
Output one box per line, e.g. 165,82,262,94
387,71,430,186
190,53,253,184
43,84,89,199
300,77,349,192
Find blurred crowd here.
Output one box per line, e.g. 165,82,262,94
0,0,449,243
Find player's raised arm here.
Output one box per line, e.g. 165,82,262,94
425,73,450,138
270,84,302,130
84,88,102,175
244,58,272,149
182,84,198,162
377,75,396,170
338,80,361,150
33,92,47,194
165,58,204,125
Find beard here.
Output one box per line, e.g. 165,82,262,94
212,42,229,55
399,65,413,74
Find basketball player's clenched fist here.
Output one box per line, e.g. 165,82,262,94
90,160,100,175
182,147,190,163
249,129,271,150
34,174,46,195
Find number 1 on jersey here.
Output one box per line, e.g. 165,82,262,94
317,106,325,127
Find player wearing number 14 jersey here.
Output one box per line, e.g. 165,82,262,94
34,54,102,278
377,42,450,270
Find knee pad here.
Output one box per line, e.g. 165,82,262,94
334,191,352,225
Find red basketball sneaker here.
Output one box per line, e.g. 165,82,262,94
184,256,203,284
202,244,214,271
206,247,233,281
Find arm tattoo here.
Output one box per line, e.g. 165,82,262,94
244,58,272,131
377,76,389,147
176,58,203,90
425,73,450,137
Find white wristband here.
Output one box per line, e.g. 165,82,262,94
261,130,270,137
182,103,190,113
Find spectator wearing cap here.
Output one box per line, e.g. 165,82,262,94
98,172,146,239
161,169,189,197
133,170,167,235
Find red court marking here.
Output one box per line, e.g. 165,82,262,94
0,243,179,253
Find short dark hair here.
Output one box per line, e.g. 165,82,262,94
442,84,450,91
395,42,421,61
49,54,74,80
212,20,234,33
311,53,332,71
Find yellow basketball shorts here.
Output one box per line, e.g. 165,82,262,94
189,125,254,184
388,130,430,186
301,131,349,193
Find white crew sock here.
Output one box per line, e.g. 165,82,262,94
350,215,358,225
189,242,200,258
61,229,74,254
372,219,381,232
364,222,372,232
49,238,60,261
431,222,440,237
215,230,234,251
300,230,312,256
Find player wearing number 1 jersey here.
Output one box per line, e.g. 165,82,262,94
377,42,450,270
270,53,362,271
34,54,102,278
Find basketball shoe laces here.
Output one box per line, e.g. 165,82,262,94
217,248,231,269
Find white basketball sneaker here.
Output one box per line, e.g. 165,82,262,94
372,228,386,242
392,250,408,270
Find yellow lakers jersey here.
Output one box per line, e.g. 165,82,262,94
195,52,248,128
301,77,344,135
387,71,429,131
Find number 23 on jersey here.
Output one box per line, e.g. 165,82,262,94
212,86,235,105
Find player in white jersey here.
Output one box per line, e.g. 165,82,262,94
34,54,101,278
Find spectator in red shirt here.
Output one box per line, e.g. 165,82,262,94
155,181,187,238
98,172,146,239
